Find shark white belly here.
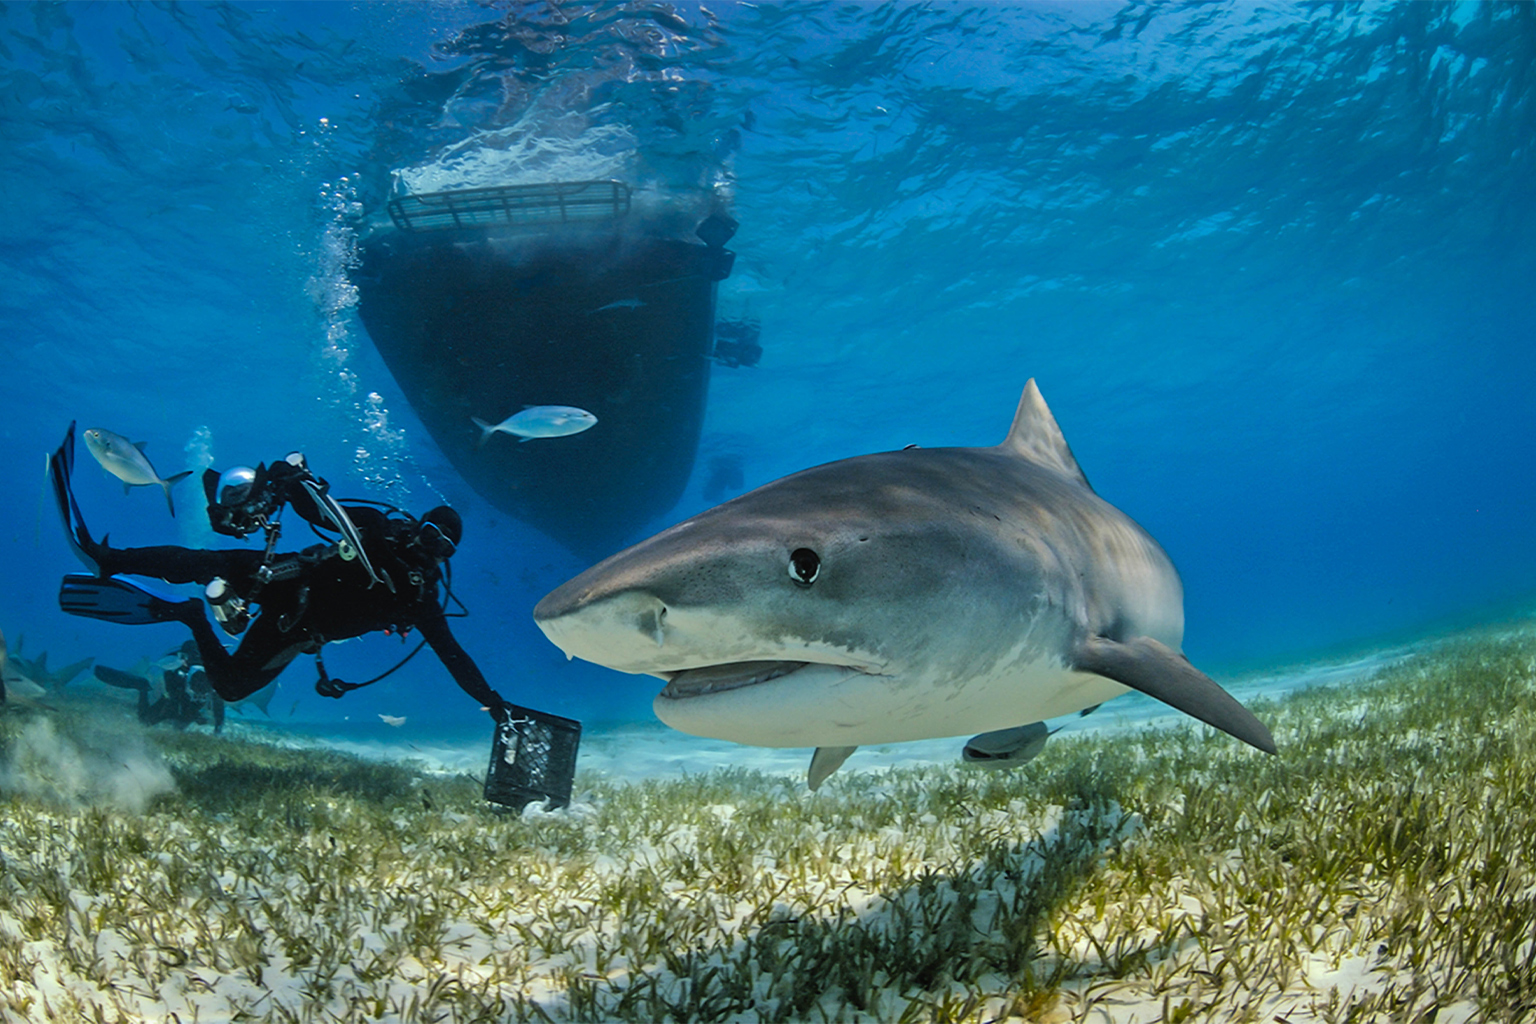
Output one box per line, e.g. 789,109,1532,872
653,659,1130,748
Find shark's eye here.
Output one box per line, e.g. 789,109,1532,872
788,548,821,586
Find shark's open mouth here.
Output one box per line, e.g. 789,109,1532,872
659,660,811,698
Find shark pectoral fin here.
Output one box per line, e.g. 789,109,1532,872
808,746,858,791
1074,635,1277,755
962,721,1051,767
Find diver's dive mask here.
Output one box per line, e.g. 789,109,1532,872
416,521,458,561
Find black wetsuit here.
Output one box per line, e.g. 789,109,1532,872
98,660,222,730
92,506,504,712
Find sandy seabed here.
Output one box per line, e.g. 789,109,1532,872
0,624,1532,1023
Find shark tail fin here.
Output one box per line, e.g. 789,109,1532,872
1000,379,1091,490
1073,635,1276,754
241,679,278,716
162,470,193,517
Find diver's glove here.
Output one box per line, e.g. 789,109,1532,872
486,696,516,725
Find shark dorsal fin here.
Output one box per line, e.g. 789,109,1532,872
999,379,1091,490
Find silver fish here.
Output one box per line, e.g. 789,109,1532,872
471,406,598,446
586,298,646,314
83,427,193,517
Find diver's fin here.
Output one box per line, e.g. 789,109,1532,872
50,422,100,573
808,745,857,791
1073,635,1276,754
94,665,151,692
58,574,195,626
962,721,1052,767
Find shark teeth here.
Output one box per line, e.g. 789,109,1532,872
659,661,809,698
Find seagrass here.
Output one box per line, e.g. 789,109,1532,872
0,622,1532,1023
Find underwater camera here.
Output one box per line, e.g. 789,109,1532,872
484,705,582,811
204,452,314,539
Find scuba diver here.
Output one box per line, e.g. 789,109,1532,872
95,640,224,732
49,422,580,809
49,422,507,715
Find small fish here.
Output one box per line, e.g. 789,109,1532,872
379,714,407,727
83,427,193,517
471,406,598,446
586,298,645,315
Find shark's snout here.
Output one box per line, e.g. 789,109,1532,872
530,576,595,625
534,584,673,670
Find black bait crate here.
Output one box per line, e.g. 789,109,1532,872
484,705,582,811
387,180,631,233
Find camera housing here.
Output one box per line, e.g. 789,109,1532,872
203,454,312,539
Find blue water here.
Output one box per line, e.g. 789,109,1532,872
2,1,1533,741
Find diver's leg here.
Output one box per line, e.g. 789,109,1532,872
166,602,300,703
144,697,173,727
94,666,153,720
96,546,263,586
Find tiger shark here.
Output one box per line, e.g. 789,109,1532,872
534,379,1274,787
